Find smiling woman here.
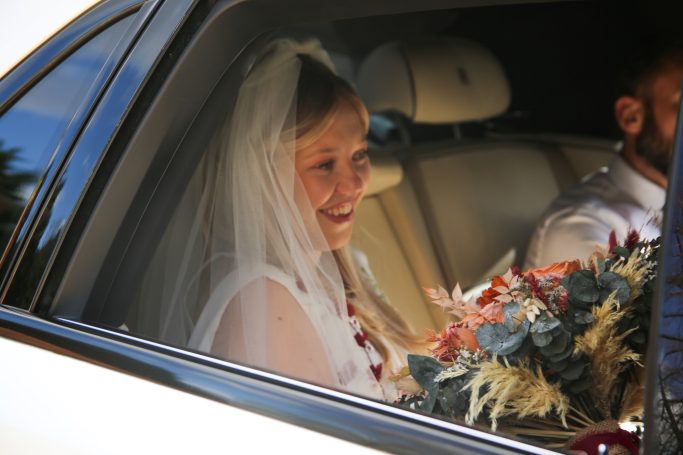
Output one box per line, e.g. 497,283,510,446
4,0,683,452
294,92,371,250
163,38,419,399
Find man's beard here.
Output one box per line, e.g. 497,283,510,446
636,106,672,176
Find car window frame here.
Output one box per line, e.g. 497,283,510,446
643,78,683,454
29,0,573,452
7,0,669,453
0,0,157,304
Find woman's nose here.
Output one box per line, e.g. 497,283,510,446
335,164,364,195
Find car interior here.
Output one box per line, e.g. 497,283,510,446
0,0,675,452
349,34,616,333
53,1,645,342
49,0,666,406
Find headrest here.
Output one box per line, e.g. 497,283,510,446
365,152,403,196
357,38,510,124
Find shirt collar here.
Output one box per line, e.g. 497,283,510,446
608,156,666,211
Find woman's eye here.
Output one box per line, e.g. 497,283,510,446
316,160,334,170
353,149,369,161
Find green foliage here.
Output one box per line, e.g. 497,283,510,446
530,314,561,334
561,270,599,306
597,272,631,304
611,246,630,259
503,302,521,331
405,354,474,417
408,354,443,412
477,320,529,356
401,233,659,435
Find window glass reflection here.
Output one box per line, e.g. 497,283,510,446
0,16,133,249
650,181,683,453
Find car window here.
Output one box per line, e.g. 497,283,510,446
0,14,135,251
46,1,680,453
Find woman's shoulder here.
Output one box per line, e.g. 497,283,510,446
188,264,303,350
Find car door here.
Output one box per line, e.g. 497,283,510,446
0,0,330,452
0,0,558,452
5,0,677,453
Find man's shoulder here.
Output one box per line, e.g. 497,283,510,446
544,169,619,216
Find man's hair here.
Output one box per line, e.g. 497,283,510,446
615,45,683,100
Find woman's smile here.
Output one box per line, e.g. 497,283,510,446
320,201,355,223
295,100,370,250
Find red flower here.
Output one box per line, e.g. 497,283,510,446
624,229,640,251
608,230,617,253
477,274,509,307
427,324,480,362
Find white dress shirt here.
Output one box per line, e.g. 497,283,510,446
524,156,665,269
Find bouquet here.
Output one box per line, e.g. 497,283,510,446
395,230,659,453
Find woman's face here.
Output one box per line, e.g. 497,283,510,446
295,100,370,251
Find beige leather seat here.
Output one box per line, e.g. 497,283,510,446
353,37,616,324
352,152,449,333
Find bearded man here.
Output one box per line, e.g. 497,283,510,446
524,48,683,269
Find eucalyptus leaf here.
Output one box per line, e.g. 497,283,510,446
596,257,606,274
408,354,444,389
547,358,568,371
561,270,599,304
419,385,438,413
560,360,585,381
532,331,553,347
549,345,574,362
506,337,535,364
598,272,631,304
574,310,594,325
540,330,569,356
504,302,521,331
530,314,561,334
477,321,529,356
438,383,468,416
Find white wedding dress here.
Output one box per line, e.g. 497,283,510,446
188,264,385,400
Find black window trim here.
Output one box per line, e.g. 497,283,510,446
0,0,182,311
0,0,160,305
0,0,145,116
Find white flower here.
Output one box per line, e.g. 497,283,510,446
522,298,547,323
434,364,469,383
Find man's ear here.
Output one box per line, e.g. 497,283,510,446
615,95,645,135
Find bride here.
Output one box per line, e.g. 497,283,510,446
186,38,418,399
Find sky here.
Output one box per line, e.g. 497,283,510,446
0,0,98,79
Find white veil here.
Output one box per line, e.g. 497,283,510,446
153,39,382,398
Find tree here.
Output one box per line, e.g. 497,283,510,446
0,139,34,250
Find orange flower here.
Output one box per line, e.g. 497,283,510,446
477,287,500,307
526,259,581,279
427,324,480,361
455,327,480,352
458,301,506,330
476,272,517,307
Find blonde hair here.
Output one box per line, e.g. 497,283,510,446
294,53,420,367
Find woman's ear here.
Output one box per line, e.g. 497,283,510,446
614,95,645,135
